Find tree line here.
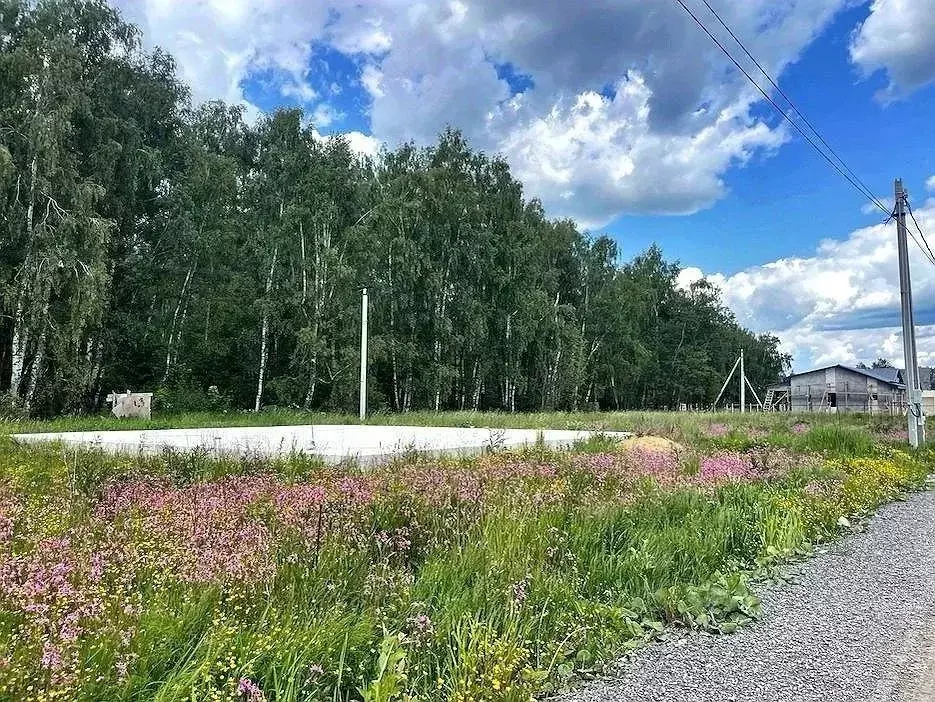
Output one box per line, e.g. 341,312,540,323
0,0,789,416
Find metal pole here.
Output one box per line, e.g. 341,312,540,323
744,375,763,410
713,355,741,410
895,179,925,446
739,349,745,414
359,287,368,421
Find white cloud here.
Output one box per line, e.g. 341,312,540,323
310,103,344,128
498,75,787,227
850,0,935,100
117,0,852,224
691,192,935,370
357,0,848,223
309,128,380,159
359,64,384,99
115,0,332,107
344,131,381,159
927,175,935,192
281,81,317,103
862,197,893,215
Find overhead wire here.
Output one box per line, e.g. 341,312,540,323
694,0,891,215
673,0,935,265
672,0,887,214
906,198,935,265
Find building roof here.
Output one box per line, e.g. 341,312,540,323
788,364,905,389
855,366,901,384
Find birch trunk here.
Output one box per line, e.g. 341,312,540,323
10,154,39,396
403,374,412,412
471,360,481,411
303,313,319,410
544,292,562,410
299,221,308,308
163,263,195,383
503,312,513,410
24,281,51,413
254,246,278,412
387,248,401,410
9,294,27,398
24,320,47,413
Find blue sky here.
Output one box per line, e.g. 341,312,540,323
118,0,935,370
618,2,935,274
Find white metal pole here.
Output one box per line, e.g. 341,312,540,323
744,375,763,410
359,287,368,421
895,179,925,446
713,355,741,410
739,349,745,414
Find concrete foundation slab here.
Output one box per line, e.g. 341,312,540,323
11,425,629,464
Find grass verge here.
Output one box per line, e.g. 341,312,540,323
0,417,928,701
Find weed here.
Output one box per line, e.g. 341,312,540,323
0,416,927,700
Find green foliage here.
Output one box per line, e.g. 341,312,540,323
0,417,929,700
360,631,410,702
0,0,788,417
154,381,232,414
802,425,875,457
0,393,25,422
655,572,761,633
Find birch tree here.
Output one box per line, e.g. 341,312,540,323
0,1,791,415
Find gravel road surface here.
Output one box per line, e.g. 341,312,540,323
562,489,935,702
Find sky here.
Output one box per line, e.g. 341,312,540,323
113,0,935,372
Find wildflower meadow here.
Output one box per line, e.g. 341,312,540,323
0,414,929,701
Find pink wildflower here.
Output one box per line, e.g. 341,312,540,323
40,643,63,672
510,575,531,605
237,677,266,701
695,452,758,484
407,613,434,638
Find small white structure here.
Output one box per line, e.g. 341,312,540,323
12,425,629,464
105,391,153,419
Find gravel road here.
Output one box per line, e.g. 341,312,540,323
561,489,935,702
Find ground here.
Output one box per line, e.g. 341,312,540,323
562,488,935,702
0,410,927,702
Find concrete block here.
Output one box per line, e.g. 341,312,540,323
105,391,153,419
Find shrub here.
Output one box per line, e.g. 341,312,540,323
154,382,232,414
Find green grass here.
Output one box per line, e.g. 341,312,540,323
0,413,927,702
3,407,905,438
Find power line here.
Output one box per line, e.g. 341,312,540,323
907,228,935,268
674,0,935,268
906,197,935,265
672,0,890,215
694,0,891,215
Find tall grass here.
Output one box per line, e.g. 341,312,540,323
0,419,928,701
4,408,905,439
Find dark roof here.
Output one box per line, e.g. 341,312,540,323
855,366,901,384
790,364,904,389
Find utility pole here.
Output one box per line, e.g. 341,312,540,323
739,348,745,414
895,179,925,447
359,287,368,421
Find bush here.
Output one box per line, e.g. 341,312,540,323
154,382,232,414
0,391,26,421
